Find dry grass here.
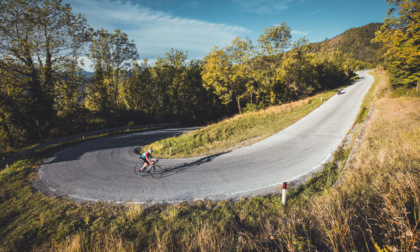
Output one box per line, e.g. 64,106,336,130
2,69,418,251
299,68,420,251
143,91,334,158
232,68,419,251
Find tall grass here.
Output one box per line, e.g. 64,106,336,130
298,68,420,250
1,69,418,251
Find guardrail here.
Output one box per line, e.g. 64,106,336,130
0,122,180,168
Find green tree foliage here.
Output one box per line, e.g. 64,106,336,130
203,23,351,112
338,23,383,63
281,39,319,99
85,28,139,126
0,0,378,152
125,50,223,124
0,0,89,149
255,23,292,105
202,37,254,114
373,0,420,89
152,50,188,121
307,23,383,70
257,22,292,56
52,60,88,136
0,66,30,148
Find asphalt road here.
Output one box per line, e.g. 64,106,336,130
34,70,374,204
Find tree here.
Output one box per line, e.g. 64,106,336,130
255,22,292,105
171,60,218,124
53,58,88,135
257,22,292,57
86,29,139,121
0,0,89,145
202,37,253,114
282,38,319,98
0,63,31,149
373,0,420,89
123,51,224,125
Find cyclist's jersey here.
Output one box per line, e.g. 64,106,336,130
141,152,151,159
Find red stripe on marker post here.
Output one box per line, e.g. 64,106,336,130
282,182,287,205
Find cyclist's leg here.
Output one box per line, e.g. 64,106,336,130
140,158,149,171
145,161,153,171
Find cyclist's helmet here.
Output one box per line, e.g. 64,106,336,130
148,149,153,154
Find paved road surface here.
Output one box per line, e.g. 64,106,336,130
34,71,374,204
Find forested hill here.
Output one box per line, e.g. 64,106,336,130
308,23,383,63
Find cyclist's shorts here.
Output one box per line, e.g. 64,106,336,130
141,157,151,164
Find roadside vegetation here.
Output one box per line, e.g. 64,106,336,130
1,0,369,155
1,69,418,251
1,0,419,250
142,90,337,158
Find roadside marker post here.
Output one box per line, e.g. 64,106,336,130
282,182,287,205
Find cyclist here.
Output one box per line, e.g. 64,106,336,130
139,149,155,172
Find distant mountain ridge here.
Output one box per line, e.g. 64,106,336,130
82,71,94,78
308,23,383,63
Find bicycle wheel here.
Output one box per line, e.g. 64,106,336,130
149,165,163,178
134,164,148,177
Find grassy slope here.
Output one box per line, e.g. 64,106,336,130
0,69,418,251
142,91,336,158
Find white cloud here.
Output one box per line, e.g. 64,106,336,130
232,0,306,15
291,30,309,36
68,0,251,63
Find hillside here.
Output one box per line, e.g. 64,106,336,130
1,69,418,251
308,22,383,63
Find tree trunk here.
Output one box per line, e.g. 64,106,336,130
236,95,242,114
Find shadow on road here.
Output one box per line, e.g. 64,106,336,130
42,130,187,165
162,152,229,177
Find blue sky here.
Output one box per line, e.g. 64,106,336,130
66,0,390,65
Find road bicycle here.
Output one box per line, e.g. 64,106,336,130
134,159,163,178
